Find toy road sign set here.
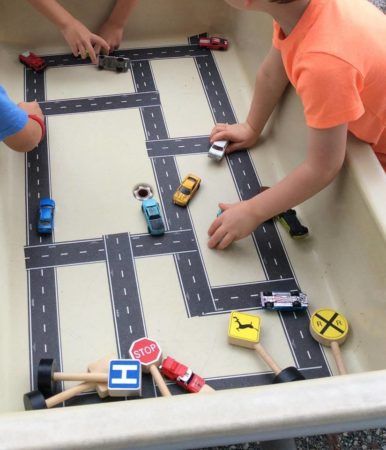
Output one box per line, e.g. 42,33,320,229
19,33,336,410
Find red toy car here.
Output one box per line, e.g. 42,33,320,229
199,36,229,51
19,51,47,72
160,356,206,393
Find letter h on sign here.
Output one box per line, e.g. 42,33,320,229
108,359,142,397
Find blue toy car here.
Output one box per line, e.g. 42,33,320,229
37,198,55,234
141,198,165,236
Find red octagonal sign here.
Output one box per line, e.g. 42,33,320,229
129,337,162,367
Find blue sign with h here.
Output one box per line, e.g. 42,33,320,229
108,359,141,396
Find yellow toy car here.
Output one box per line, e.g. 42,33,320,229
173,173,201,206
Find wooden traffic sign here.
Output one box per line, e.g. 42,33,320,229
129,338,171,397
228,311,304,383
108,359,141,397
310,308,349,375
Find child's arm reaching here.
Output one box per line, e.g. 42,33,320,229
210,46,289,153
27,0,109,63
3,101,45,152
208,124,348,249
95,0,138,54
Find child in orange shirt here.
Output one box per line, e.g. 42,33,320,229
208,0,386,250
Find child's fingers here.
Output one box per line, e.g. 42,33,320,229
226,142,245,153
85,42,97,64
92,34,110,54
208,226,227,249
78,44,87,60
210,124,227,140
208,216,222,237
216,232,234,250
94,43,101,56
211,130,232,143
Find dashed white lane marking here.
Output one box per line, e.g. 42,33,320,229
98,248,105,252
300,330,304,339
118,253,122,261
129,326,133,334
263,226,267,233
41,269,44,277
121,270,125,278
173,241,180,244
169,184,172,191
165,171,169,177
60,252,68,256
116,237,120,244
307,351,312,359
90,103,97,106
231,296,239,300
293,312,298,319
79,250,87,254
41,255,49,258
126,306,130,314
44,344,47,353
124,288,127,296
32,299,35,307
154,242,162,246
274,258,278,266
41,286,45,294
188,259,191,266
75,104,82,108
197,293,201,302
268,242,272,249
192,276,196,283
176,212,179,218
136,244,143,248
42,304,45,313
43,324,46,333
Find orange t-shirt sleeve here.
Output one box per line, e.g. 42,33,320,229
295,53,365,129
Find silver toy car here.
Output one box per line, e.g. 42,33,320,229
260,290,308,311
208,140,229,161
98,55,130,73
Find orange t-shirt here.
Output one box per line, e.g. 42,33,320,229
272,0,386,169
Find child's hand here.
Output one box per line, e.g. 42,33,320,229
208,201,260,250
18,101,44,120
95,20,124,54
210,122,260,154
60,18,109,63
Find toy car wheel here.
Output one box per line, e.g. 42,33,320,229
116,67,124,73
292,301,301,308
290,290,300,296
273,366,305,384
262,291,272,296
98,66,104,70
265,301,274,309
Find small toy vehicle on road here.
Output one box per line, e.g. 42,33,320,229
199,36,229,51
98,55,130,72
260,290,308,311
19,51,46,72
141,198,165,236
37,198,55,234
277,209,309,239
160,357,206,393
208,140,229,161
173,174,201,207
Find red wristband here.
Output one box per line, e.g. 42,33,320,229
28,114,46,143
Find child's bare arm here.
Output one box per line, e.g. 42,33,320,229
210,46,289,152
96,0,138,54
27,0,109,63
208,124,348,249
4,102,44,152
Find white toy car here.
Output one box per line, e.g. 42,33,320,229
208,140,229,161
260,290,308,311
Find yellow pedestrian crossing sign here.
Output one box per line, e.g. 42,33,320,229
228,311,261,349
310,308,349,346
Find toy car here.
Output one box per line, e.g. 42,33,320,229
199,36,229,51
141,198,165,236
260,290,308,311
208,140,229,161
277,209,309,239
19,51,46,72
160,357,206,393
258,187,309,239
173,174,201,207
37,198,55,234
98,55,130,72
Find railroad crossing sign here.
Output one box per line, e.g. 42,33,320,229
108,359,142,397
228,311,261,349
129,337,163,369
310,308,349,345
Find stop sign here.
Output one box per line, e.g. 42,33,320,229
129,338,163,370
